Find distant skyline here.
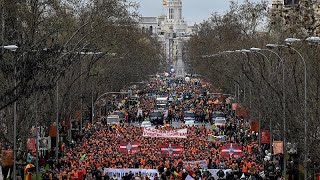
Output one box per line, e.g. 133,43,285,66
134,0,263,25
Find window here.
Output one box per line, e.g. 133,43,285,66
284,0,299,6
149,26,153,33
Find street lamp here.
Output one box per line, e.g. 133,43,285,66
1,45,18,51
285,38,301,44
240,49,273,150
1,44,19,180
239,49,250,53
251,47,287,177
306,36,320,43
266,42,307,180
223,50,235,53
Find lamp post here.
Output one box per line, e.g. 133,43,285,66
55,51,110,161
221,50,244,104
55,82,59,161
267,40,307,180
1,44,19,180
251,47,286,177
240,49,272,150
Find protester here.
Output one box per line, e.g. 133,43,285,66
11,74,285,180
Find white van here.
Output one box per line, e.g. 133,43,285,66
156,97,168,109
107,115,120,125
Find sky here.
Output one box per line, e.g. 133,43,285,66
133,0,263,25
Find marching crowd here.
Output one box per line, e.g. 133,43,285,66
38,76,283,180
1,75,285,180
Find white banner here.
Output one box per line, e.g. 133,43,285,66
104,168,159,180
184,160,207,169
143,127,187,138
103,168,232,180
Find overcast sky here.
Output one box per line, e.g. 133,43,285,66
134,0,263,25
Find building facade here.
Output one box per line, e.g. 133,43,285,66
139,0,195,78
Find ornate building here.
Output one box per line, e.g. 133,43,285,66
139,0,195,78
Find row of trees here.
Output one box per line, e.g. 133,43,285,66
186,0,319,175
0,0,162,149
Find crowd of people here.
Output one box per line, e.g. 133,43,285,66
1,75,287,180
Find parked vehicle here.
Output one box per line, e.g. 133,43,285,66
149,110,164,125
141,121,152,128
107,115,120,125
185,120,195,126
184,111,196,122
214,117,227,127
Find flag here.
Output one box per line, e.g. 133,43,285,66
26,138,36,152
236,106,250,119
273,141,283,154
250,120,259,132
119,142,139,154
160,144,183,157
163,0,167,5
261,130,270,144
221,143,242,158
49,123,57,137
24,164,35,172
1,150,13,166
231,103,238,110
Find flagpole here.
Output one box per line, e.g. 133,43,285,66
162,0,167,15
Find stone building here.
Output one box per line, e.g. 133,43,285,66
139,0,196,77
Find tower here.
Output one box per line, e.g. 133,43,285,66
162,0,188,76
166,0,182,21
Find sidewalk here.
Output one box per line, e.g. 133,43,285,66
0,166,3,180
